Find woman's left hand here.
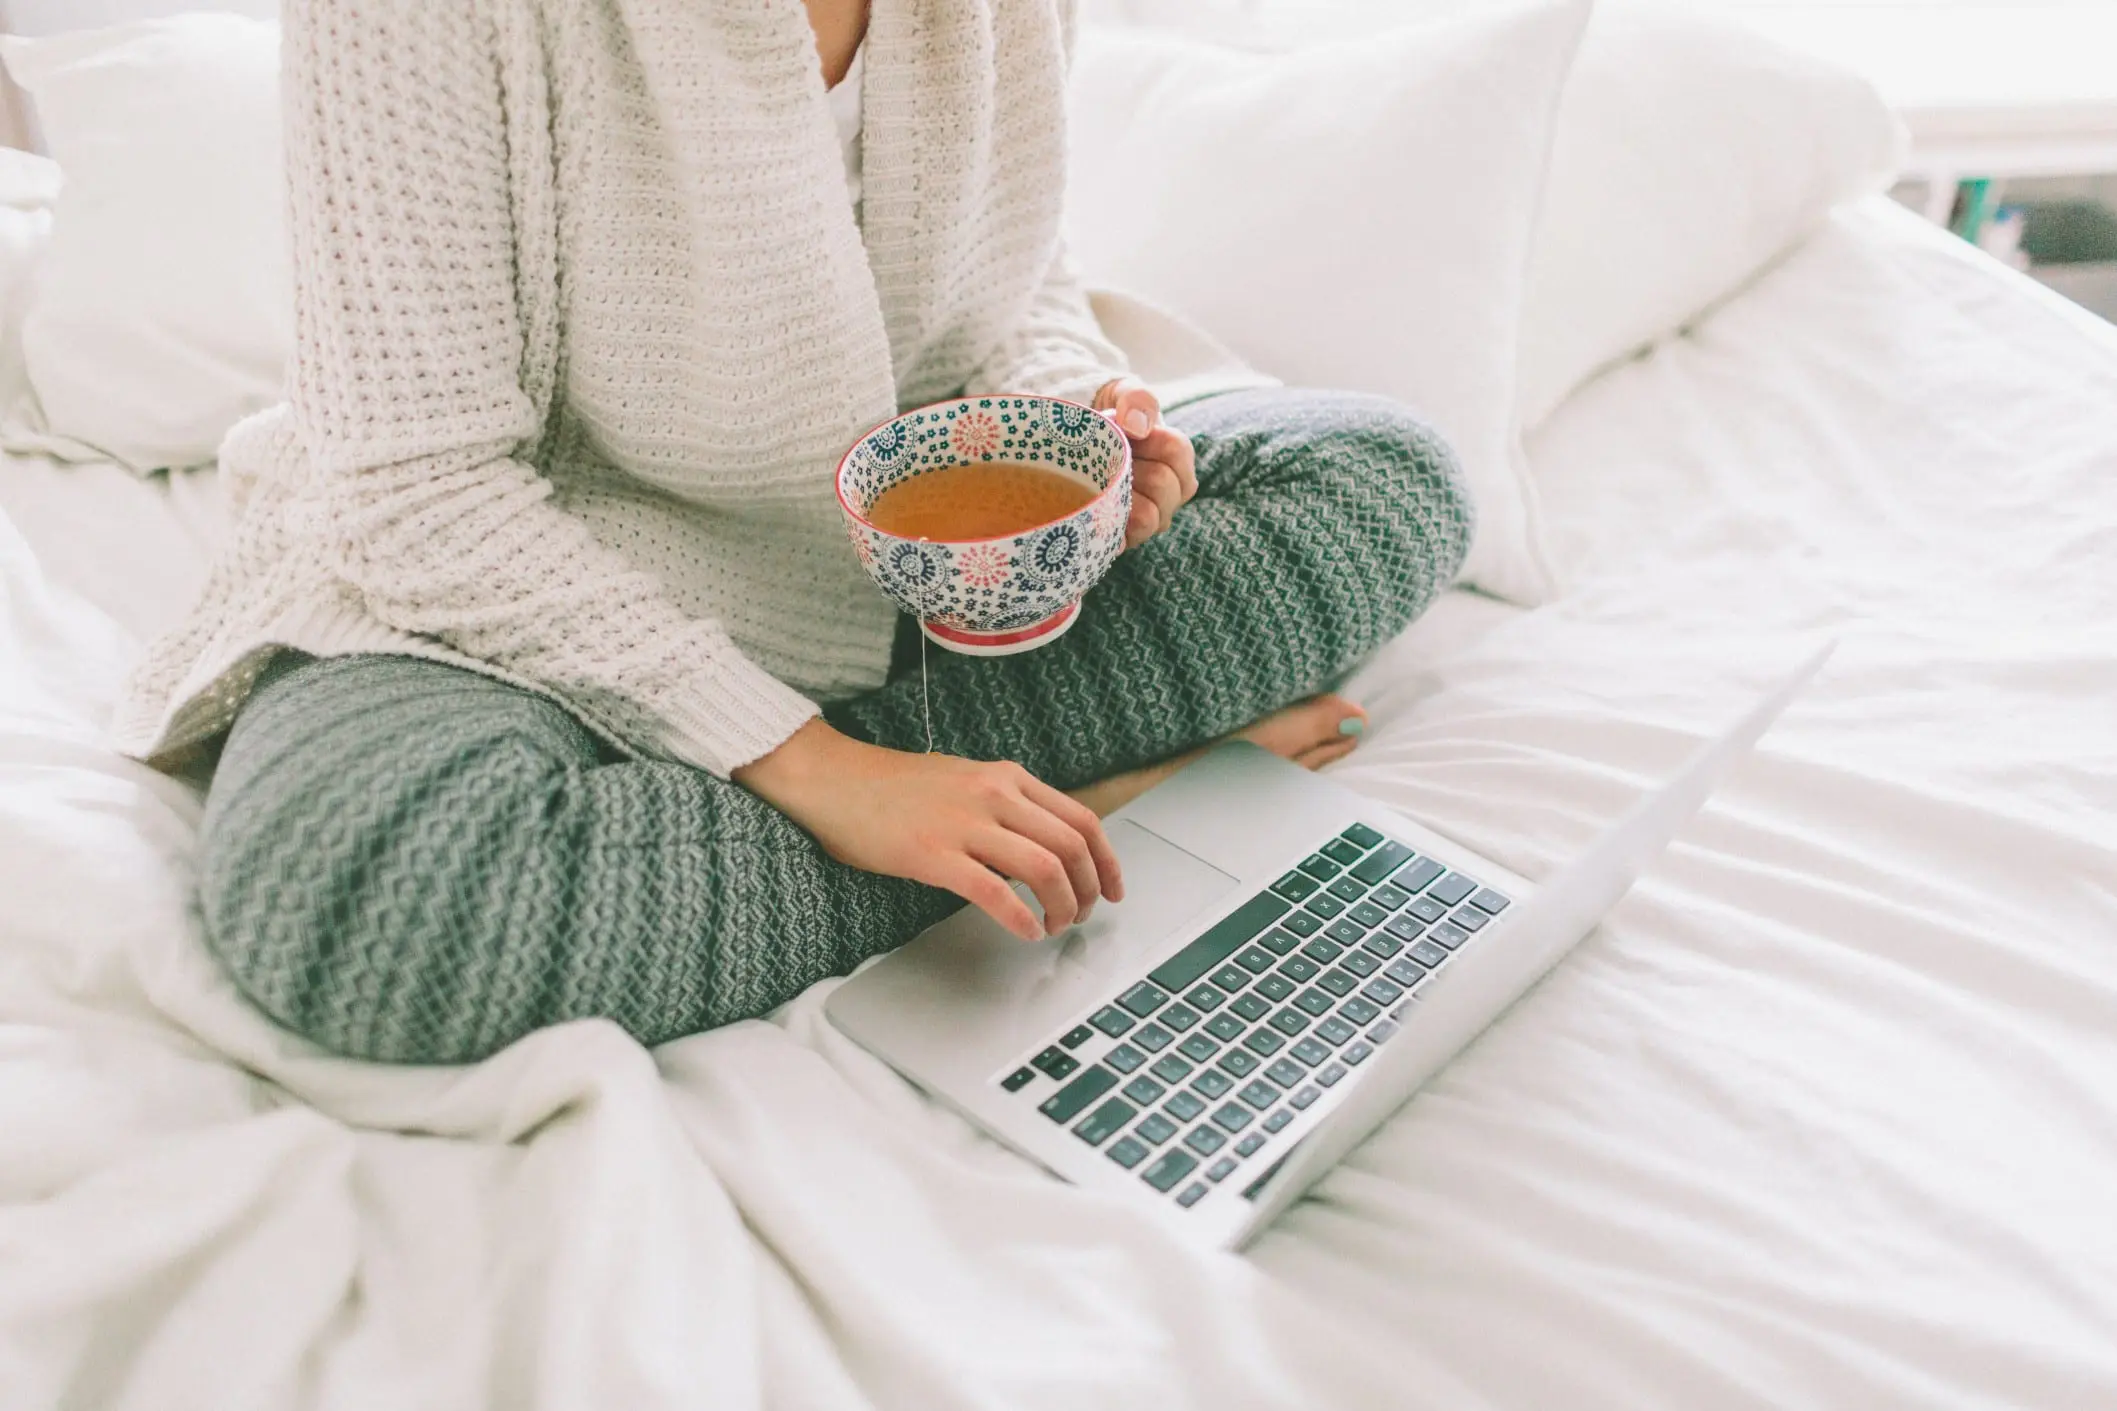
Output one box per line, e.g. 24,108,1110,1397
1095,376,1196,552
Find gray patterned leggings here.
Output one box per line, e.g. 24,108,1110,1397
198,390,1472,1063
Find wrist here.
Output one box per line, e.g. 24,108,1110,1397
733,717,863,817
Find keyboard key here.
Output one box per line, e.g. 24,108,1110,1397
1186,1124,1227,1155
1293,987,1335,1017
1325,918,1367,946
1340,949,1380,977
1350,842,1415,885
1123,1075,1166,1105
1131,1023,1173,1053
1231,992,1271,1022
1060,1024,1095,1049
1151,1054,1194,1084
1208,1156,1240,1183
1268,1007,1309,1036
1315,1017,1356,1046
1266,1058,1308,1087
1291,1085,1322,1109
1107,1136,1150,1169
1192,1069,1234,1099
1205,1012,1245,1042
1148,891,1294,992
1142,1150,1197,1191
1340,997,1381,1026
1136,1112,1179,1146
1327,876,1368,903
1254,974,1295,1002
1039,1066,1117,1123
1270,870,1320,902
1385,958,1428,988
1210,964,1251,994
1263,1109,1295,1133
1177,1182,1210,1208
1158,1003,1200,1032
1317,1062,1348,1087
1279,955,1319,983
1321,837,1366,866
1304,893,1347,920
1184,983,1226,1012
1088,1006,1136,1038
1235,946,1275,974
1292,1037,1334,1067
1368,1019,1400,1043
1408,897,1449,924
1449,908,1488,933
1297,854,1342,880
1002,1067,1037,1092
1471,888,1512,914
1340,822,1385,849
1118,982,1170,1018
1428,922,1470,951
1410,939,1451,968
1281,911,1323,937
1031,1048,1078,1080
1104,1045,1145,1074
1217,1049,1261,1078
1398,858,1446,893
1429,873,1477,906
1360,932,1402,958
1258,927,1303,955
1343,1041,1374,1066
1075,1098,1137,1146
1316,968,1358,997
1238,1080,1281,1111
1301,937,1344,965
1384,914,1428,943
1243,1028,1286,1057
1178,1034,1220,1063
1212,1102,1255,1132
1165,1089,1207,1122
1369,884,1412,912
1350,902,1390,928
1235,1132,1267,1157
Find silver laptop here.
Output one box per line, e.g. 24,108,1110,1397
827,644,1833,1251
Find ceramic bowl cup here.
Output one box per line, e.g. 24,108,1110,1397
836,395,1134,655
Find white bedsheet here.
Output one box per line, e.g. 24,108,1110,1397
3,197,2114,1409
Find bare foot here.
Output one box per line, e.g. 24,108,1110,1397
1068,694,1368,817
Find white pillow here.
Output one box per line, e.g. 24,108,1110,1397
1067,0,1592,606
0,149,60,418
1514,2,1904,429
0,15,289,473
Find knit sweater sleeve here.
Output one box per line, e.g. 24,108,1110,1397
281,0,818,777
966,240,1130,406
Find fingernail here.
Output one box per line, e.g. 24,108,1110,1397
1338,716,1365,737
1124,409,1151,437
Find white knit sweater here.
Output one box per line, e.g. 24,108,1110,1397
111,0,1127,776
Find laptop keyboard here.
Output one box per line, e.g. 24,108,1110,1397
998,823,1513,1210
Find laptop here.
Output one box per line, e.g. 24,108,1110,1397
827,644,1832,1251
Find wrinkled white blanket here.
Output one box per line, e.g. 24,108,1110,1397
3,201,2115,1409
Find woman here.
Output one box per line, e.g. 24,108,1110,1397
114,0,1472,1064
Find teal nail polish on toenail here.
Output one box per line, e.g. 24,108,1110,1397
1338,717,1365,737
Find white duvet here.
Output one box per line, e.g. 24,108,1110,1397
3,201,2115,1409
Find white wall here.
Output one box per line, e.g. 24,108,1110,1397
0,0,275,37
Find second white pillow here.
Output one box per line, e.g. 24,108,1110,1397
1068,0,1594,607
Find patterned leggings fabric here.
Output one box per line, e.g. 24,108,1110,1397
198,389,1473,1063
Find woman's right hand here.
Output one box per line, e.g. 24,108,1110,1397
734,719,1125,940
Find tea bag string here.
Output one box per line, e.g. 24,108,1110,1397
916,536,936,754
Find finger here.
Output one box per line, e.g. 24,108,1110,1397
1135,459,1184,527
1020,776,1126,901
1114,384,1161,441
1126,497,1160,549
1001,795,1100,923
1130,426,1194,498
934,857,1043,941
969,829,1079,934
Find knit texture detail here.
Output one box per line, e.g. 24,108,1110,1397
112,0,1126,778
196,390,1472,1064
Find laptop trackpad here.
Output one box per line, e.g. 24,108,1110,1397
1039,819,1240,984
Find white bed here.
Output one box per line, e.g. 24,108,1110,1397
4,193,2112,1408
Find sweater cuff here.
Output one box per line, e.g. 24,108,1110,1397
648,655,823,779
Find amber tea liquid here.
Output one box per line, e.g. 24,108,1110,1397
866,461,1099,541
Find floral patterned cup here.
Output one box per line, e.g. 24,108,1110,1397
836,395,1134,656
